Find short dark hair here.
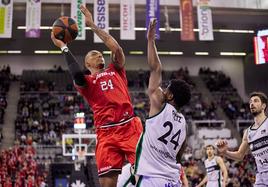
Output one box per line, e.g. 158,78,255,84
250,91,268,111
205,144,215,150
168,79,191,109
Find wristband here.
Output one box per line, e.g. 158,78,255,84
61,46,69,53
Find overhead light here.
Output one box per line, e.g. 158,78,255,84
0,50,21,54
135,27,147,31
129,51,144,55
34,50,61,54
169,51,183,55
195,52,209,56
103,51,112,55
17,26,52,30
216,29,254,33
35,50,48,54
157,51,183,55
220,52,246,56
157,51,169,55
48,50,61,54
109,27,120,30
17,26,254,34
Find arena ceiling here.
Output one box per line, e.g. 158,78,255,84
1,3,268,57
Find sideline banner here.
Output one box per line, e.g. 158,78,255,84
197,0,214,41
94,0,109,43
71,0,86,40
26,0,41,38
120,0,135,40
146,0,160,39
180,0,195,41
0,0,13,38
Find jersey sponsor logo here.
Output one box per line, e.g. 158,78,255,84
94,71,116,82
206,165,220,173
252,147,268,158
149,143,173,159
249,135,268,152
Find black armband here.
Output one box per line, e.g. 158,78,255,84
62,46,86,87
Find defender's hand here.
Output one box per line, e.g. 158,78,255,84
216,139,228,154
147,18,157,41
51,32,66,48
80,5,94,27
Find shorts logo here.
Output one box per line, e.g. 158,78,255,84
98,166,112,173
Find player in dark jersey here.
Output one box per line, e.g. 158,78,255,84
51,5,142,187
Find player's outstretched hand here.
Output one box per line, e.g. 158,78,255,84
80,5,94,27
51,32,66,48
147,18,157,41
215,139,228,154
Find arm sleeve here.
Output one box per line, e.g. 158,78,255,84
63,50,87,87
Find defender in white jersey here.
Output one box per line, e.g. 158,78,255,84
196,145,227,187
216,92,268,187
133,19,191,187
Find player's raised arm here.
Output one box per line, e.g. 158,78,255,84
51,32,86,87
80,5,125,69
147,19,164,116
216,130,249,161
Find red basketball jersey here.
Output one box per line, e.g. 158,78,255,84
75,63,134,128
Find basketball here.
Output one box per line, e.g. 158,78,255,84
52,16,78,43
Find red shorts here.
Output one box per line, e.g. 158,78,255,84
95,117,143,176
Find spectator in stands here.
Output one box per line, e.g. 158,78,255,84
196,145,228,187
51,6,143,186
217,91,268,186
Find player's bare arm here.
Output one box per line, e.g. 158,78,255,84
217,130,249,161
216,156,228,187
147,19,165,117
80,5,125,69
51,32,86,87
196,175,207,187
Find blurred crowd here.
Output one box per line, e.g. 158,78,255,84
0,145,47,187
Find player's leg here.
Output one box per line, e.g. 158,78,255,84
120,117,143,165
99,171,121,187
96,130,125,187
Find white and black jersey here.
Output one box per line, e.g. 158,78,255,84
134,103,187,182
205,156,221,181
247,118,268,173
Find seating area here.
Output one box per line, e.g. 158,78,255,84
15,92,94,145
0,65,12,146
199,67,252,121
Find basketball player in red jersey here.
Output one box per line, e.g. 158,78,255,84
51,5,143,187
